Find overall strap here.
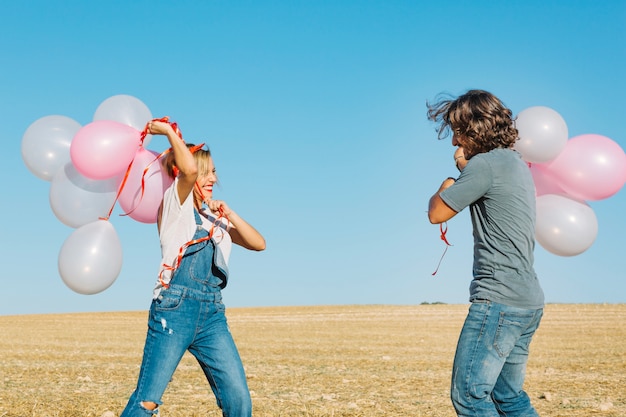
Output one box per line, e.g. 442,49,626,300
159,208,212,289
193,208,203,227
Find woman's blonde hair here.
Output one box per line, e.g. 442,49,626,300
163,143,212,179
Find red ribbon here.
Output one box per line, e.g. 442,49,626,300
159,205,229,289
140,116,183,142
159,178,231,289
432,222,452,276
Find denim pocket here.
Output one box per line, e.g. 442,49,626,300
493,311,534,357
155,287,184,311
188,240,214,285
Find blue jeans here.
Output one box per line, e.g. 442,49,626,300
121,216,251,417
451,301,543,417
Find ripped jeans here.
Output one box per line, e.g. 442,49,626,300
120,286,251,416
121,223,251,417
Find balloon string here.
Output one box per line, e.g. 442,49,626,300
101,117,183,220
100,158,134,221
159,205,228,289
432,222,452,276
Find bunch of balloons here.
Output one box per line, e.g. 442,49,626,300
21,95,173,294
514,106,626,256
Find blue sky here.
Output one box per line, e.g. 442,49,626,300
2,1,625,315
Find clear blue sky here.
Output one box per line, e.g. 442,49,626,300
2,1,625,315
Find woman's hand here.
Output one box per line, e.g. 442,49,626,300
207,199,266,251
207,199,232,216
147,118,174,136
149,116,197,207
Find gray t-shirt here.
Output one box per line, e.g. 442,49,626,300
440,148,544,309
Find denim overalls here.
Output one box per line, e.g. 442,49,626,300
121,210,251,417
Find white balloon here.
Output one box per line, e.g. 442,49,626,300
515,106,568,164
93,94,153,146
58,220,123,294
21,115,82,181
50,162,122,228
535,194,598,257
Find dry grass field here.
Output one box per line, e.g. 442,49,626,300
1,304,624,417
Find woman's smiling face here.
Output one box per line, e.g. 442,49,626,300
195,156,217,202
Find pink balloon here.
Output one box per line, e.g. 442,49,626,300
118,148,173,223
544,134,626,201
529,163,569,197
70,120,142,180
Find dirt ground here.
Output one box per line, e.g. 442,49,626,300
0,304,624,416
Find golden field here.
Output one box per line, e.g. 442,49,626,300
0,304,624,417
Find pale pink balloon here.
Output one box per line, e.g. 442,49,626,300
70,120,142,180
118,148,173,223
544,134,626,201
529,163,569,197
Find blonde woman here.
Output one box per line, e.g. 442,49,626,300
121,119,265,417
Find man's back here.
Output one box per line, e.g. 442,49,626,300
440,148,544,309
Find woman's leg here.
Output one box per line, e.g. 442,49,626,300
121,297,193,417
188,302,252,417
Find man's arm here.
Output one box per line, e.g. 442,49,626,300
428,177,459,224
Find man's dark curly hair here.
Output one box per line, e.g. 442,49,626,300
426,89,519,159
